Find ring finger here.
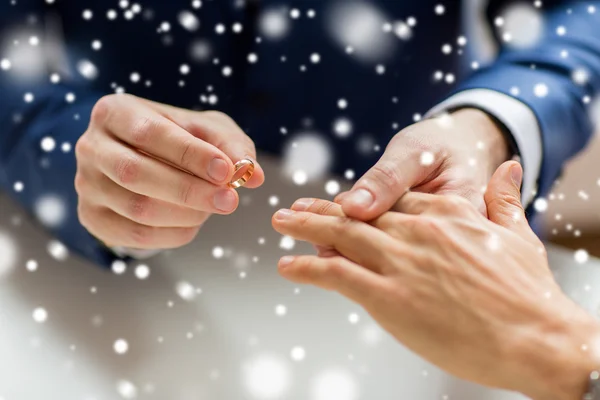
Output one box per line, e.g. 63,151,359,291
83,171,210,227
96,137,239,214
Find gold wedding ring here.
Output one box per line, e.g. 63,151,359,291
228,158,255,189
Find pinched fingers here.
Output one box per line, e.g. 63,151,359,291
91,137,239,214
91,94,235,185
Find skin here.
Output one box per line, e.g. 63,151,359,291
272,161,600,400
75,93,265,249
76,96,507,250
337,108,510,218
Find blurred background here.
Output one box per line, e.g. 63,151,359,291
544,133,600,256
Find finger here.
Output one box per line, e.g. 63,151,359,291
333,191,348,204
93,94,235,185
484,161,534,238
272,209,396,273
314,245,341,258
435,185,488,217
79,205,201,249
339,136,442,220
391,191,437,215
293,198,412,240
290,198,346,216
84,172,209,227
96,137,239,214
118,97,265,188
182,111,265,188
278,255,388,305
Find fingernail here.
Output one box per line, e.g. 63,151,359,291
208,158,230,182
274,209,294,220
510,165,523,187
213,189,237,212
279,256,295,267
292,198,315,211
345,188,374,208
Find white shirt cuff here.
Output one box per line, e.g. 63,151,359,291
111,246,162,260
426,88,542,207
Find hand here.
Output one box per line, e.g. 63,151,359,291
75,94,264,249
272,162,600,400
337,108,510,218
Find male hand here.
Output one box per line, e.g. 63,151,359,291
337,108,510,218
75,94,264,249
272,162,600,400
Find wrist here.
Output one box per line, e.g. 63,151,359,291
450,108,511,170
513,305,600,400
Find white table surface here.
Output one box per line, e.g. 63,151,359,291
0,156,598,400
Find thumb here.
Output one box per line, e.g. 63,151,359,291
340,141,441,220
484,161,532,236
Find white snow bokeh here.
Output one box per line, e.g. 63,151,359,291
175,280,197,301
178,11,200,32
77,59,99,80
259,7,290,41
499,3,544,49
34,194,67,228
113,338,129,354
360,323,385,346
283,133,332,184
243,354,291,399
116,380,138,399
311,368,359,400
279,235,296,250
134,264,150,279
0,230,18,279
47,240,69,261
2,30,47,81
189,39,212,63
575,249,589,264
32,307,48,323
290,346,306,361
326,1,396,62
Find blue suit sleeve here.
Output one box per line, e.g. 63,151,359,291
0,3,118,267
455,2,600,200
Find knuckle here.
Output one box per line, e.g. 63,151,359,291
203,110,229,122
129,116,160,146
176,227,200,247
127,195,153,222
487,192,523,213
178,139,195,170
74,173,87,195
75,135,93,158
297,212,313,229
114,153,142,185
332,216,356,235
326,258,346,279
190,211,209,226
370,160,401,190
77,202,91,228
90,95,116,123
178,179,199,207
129,224,154,247
314,200,337,216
